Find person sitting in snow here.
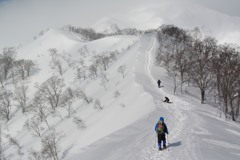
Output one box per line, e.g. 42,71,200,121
155,117,169,150
163,97,170,103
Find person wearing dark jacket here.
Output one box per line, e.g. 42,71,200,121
157,79,161,88
155,117,169,150
163,97,170,103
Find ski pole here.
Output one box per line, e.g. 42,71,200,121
167,134,170,144
167,134,170,151
154,132,157,148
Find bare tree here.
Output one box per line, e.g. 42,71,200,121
167,65,181,94
39,76,65,111
48,48,58,59
75,66,87,82
75,88,92,104
29,149,45,160
0,67,7,88
156,51,174,71
41,131,62,160
60,87,75,117
7,134,23,156
190,37,216,103
109,51,118,61
24,119,42,137
49,48,66,76
30,92,51,130
100,71,108,91
29,131,62,160
118,64,126,78
14,81,28,113
88,64,98,80
174,40,193,93
93,54,111,71
214,44,240,120
24,60,35,77
0,90,13,121
15,59,26,80
10,61,18,84
1,47,16,79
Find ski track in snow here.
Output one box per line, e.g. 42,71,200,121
136,34,199,160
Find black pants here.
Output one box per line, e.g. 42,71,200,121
157,133,166,147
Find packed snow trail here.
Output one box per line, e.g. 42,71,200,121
69,33,240,160
133,33,199,160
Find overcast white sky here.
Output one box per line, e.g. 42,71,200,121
0,0,240,50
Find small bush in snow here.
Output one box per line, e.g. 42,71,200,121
94,99,103,110
78,45,89,57
118,64,126,78
100,77,108,91
114,90,120,98
73,117,86,129
120,103,126,108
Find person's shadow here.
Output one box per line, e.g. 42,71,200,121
168,141,182,148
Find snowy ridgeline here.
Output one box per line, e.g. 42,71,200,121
0,23,240,160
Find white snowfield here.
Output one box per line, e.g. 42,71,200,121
66,33,240,160
1,28,240,160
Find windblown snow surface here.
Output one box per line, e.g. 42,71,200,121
2,27,239,159
1,0,240,159
66,33,240,160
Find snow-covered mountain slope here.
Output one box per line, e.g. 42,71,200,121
2,28,155,159
2,26,240,159
66,33,240,160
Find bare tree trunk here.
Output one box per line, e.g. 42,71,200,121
224,98,228,118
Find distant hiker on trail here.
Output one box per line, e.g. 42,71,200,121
157,79,161,88
163,97,170,103
155,117,169,150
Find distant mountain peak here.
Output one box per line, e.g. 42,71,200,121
92,17,121,34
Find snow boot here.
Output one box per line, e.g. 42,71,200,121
163,145,167,150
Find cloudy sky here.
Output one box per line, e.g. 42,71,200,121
0,0,240,50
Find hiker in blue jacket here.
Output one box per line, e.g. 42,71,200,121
155,117,169,150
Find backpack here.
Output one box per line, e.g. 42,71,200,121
157,122,164,134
